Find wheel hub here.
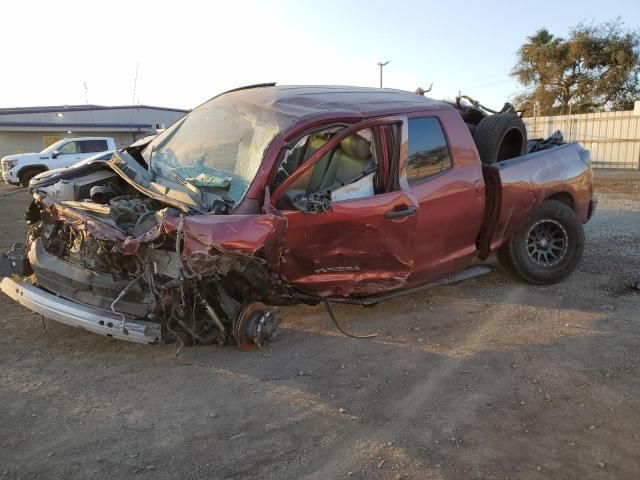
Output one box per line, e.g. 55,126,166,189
526,219,568,267
232,302,279,351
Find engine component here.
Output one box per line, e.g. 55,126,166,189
90,184,118,204
29,238,152,316
73,171,120,199
40,179,75,201
108,195,156,235
37,170,119,201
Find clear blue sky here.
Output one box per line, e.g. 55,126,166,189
3,0,639,109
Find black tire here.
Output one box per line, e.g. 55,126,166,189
474,113,527,164
496,243,519,278
501,199,584,285
460,106,486,125
19,168,45,188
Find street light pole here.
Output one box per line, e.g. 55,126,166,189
377,61,389,88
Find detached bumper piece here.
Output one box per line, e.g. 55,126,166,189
1,277,161,344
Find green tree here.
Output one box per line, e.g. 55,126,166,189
512,21,640,116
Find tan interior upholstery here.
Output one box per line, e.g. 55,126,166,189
312,133,374,192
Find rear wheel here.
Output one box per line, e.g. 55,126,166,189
501,199,584,284
496,243,519,278
19,168,45,187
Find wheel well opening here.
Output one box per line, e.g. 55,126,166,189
547,192,575,210
18,166,46,177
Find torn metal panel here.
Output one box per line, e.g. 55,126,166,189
169,214,290,303
163,213,287,257
40,196,127,243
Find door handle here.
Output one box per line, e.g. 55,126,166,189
384,206,417,219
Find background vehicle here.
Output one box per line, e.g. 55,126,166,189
0,85,596,349
27,150,116,188
1,137,116,186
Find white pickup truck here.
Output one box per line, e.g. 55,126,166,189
1,137,116,186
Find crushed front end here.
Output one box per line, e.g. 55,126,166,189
1,154,288,349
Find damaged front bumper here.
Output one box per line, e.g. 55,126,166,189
1,277,161,344
1,149,291,348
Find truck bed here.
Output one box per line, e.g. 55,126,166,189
484,142,594,254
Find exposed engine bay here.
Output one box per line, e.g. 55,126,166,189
22,157,284,350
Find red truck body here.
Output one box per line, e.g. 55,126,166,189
200,86,594,297
0,85,596,347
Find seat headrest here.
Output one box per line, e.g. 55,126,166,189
340,134,371,159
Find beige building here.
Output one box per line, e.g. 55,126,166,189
0,104,188,158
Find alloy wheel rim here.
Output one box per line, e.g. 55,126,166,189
526,219,568,267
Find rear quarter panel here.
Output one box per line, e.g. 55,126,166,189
491,143,593,251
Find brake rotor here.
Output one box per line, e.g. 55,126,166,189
232,302,279,351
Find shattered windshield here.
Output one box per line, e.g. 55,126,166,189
145,96,296,203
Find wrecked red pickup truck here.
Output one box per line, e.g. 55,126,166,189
0,85,596,349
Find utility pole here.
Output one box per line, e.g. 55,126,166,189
377,61,389,88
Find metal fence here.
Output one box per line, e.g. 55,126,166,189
522,105,640,169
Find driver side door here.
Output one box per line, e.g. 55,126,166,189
271,117,417,298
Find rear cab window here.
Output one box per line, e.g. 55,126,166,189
79,140,109,153
407,117,452,185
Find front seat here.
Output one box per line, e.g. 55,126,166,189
316,134,374,191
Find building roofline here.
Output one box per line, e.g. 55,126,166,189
0,121,153,129
0,104,189,115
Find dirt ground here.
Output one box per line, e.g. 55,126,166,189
1,171,639,480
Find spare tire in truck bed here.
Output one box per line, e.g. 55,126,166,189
474,113,527,164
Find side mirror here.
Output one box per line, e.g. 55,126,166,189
51,150,60,159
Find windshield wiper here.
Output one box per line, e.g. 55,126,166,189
170,171,201,195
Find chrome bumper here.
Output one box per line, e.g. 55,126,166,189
1,277,161,344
